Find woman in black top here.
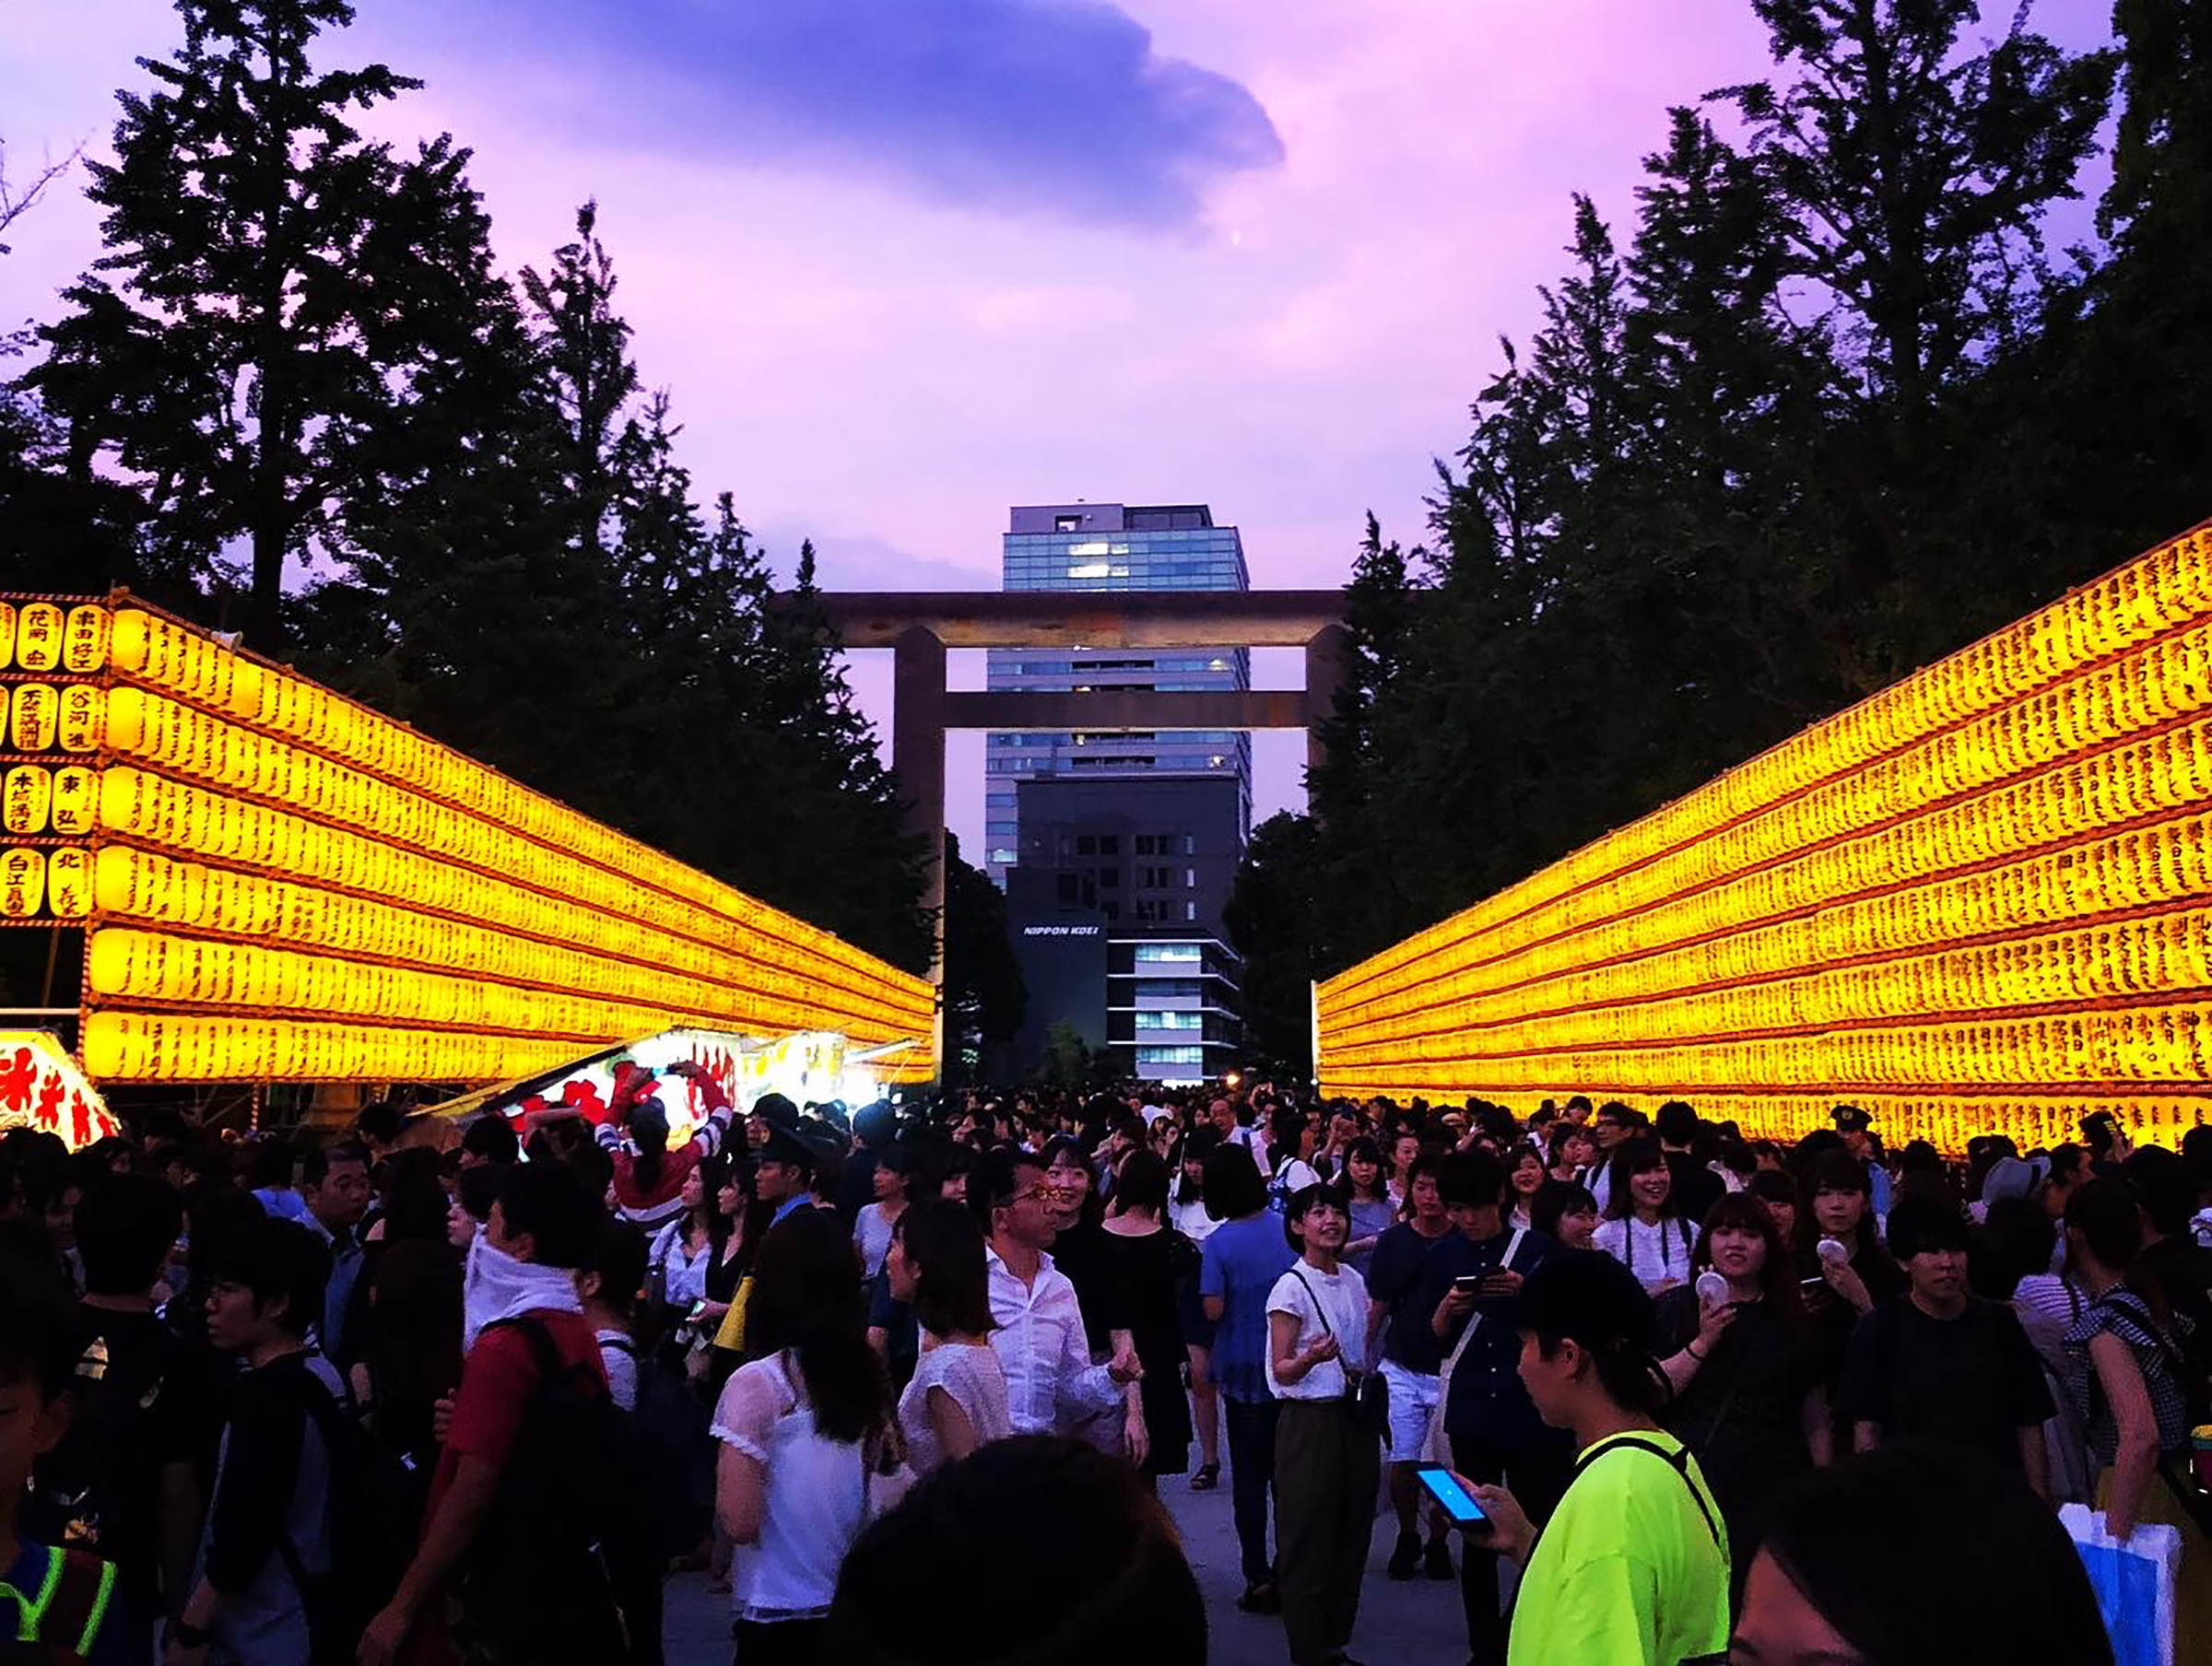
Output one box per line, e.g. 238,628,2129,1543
1655,1194,1823,1611
1100,1151,1196,1485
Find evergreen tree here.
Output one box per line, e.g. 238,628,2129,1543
1223,811,1323,1080
941,833,1026,1085
26,0,505,648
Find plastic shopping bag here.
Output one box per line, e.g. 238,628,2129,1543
2060,1503,2183,1666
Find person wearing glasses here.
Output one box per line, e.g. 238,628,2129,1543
968,1149,1140,1443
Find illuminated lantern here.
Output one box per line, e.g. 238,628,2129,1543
14,603,62,672
62,605,111,674
0,850,44,918
57,686,103,754
47,850,89,919
9,686,56,752
49,767,95,837
0,604,13,670
2,768,50,836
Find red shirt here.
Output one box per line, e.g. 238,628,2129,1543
427,1308,606,1516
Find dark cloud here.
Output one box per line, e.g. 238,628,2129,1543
396,0,1284,226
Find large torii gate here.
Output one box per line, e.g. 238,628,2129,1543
815,591,1350,1046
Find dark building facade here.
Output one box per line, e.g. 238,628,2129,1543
1005,775,1243,1083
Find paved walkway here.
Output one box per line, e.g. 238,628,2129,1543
664,1469,1477,1665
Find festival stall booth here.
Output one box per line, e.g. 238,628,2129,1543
422,1027,918,1138
0,592,936,1114
1315,520,2212,1154
0,1028,123,1149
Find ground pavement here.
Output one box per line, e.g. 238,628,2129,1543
664,1472,1473,1664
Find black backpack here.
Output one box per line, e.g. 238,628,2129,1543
459,1318,634,1661
24,1313,180,1577
272,1360,420,1666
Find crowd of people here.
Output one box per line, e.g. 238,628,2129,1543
1,1074,2205,1666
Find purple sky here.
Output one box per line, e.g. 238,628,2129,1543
1,1,2115,858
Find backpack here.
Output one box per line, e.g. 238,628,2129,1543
460,1318,634,1660
24,1314,178,1576
601,1334,703,1564
272,1361,419,1666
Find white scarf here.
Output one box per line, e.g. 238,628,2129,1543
463,1232,583,1354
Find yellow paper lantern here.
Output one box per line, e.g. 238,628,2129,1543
14,603,63,672
9,685,56,752
2,768,51,836
0,849,45,918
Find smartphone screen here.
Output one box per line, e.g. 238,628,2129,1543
1415,1463,1488,1526
1452,1274,1485,1293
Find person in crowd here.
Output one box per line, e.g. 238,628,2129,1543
1428,1150,1562,1665
711,1209,893,1666
851,1144,912,1280
824,1437,1206,1666
1731,1444,2113,1666
1836,1199,2053,1493
2119,1145,2212,1375
1265,1107,1323,1208
566,1062,735,1231
1387,1129,1425,1209
171,1216,339,1666
1794,1147,1906,1413
1746,1169,1797,1244
580,1219,650,1414
1652,1193,1824,1609
457,1114,519,1171
969,1149,1138,1443
359,1162,623,1666
245,1142,311,1227
1985,1195,2094,1503
1099,1150,1194,1486
1167,1127,1224,1489
347,1237,460,1519
650,1157,724,1322
1546,1120,1594,1187
887,1198,1010,1476
834,1102,897,1227
1653,1101,1724,1230
1335,1137,1396,1273
1529,1179,1599,1250
755,1125,825,1229
299,1144,371,1366
1207,1097,1265,1171
1592,1138,1695,1293
1830,1105,1892,1214
1266,1185,1380,1666
1028,1137,1144,1460
1459,1250,1730,1666
0,1273,120,1663
23,1172,206,1661
1504,1144,1547,1233
1583,1103,1645,1213
1362,1150,1457,1581
1196,1142,1294,1614
2060,1178,2212,1653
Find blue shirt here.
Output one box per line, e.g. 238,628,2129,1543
1199,1213,1296,1403
1431,1226,1559,1449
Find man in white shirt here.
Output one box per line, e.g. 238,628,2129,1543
1209,1097,1269,1175
973,1148,1139,1437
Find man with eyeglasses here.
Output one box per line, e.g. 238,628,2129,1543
1584,1104,1646,1215
970,1148,1141,1438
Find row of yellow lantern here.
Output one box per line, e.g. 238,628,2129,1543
0,603,112,675
1333,907,2212,1056
2,684,106,754
80,1010,589,1085
1324,722,2211,1036
1333,700,2212,1019
99,687,927,1015
88,845,926,1043
105,609,913,993
0,848,90,919
94,756,931,1030
1327,526,2212,1003
1322,1000,2212,1090
1328,808,2212,1044
3,765,98,837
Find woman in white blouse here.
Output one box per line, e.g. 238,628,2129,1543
1592,1138,1697,1293
712,1209,893,1664
888,1197,1011,1475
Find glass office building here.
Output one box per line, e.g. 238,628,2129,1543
983,503,1254,886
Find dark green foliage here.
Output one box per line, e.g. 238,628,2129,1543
942,833,1027,1085
1247,0,2202,1044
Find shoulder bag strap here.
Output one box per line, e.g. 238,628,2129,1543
1437,1227,1526,1386
1572,1435,1724,1550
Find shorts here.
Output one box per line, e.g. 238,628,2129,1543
1378,1357,1442,1462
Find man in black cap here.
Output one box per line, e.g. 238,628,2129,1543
755,1123,825,1229
1831,1105,1891,1216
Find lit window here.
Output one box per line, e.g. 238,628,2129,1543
1067,541,1111,557
1066,563,1112,579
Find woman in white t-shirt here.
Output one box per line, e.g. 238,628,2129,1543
887,1198,1011,1475
712,1209,892,1663
1591,1138,1696,1294
1265,1182,1382,1666
851,1144,912,1278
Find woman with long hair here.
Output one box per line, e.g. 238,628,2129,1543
1794,1148,1906,1388
1506,1144,1548,1233
652,1156,731,1351
1591,1138,1695,1293
886,1197,1008,1475
1547,1120,1595,1186
711,1209,893,1665
348,1238,463,1494
1530,1179,1600,1250
2061,1178,2212,1654
1459,1251,1730,1662
1101,1149,1196,1487
1169,1126,1225,1489
1335,1136,1396,1273
1653,1194,1824,1609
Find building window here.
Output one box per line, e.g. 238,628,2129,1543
1100,901,1120,921
1056,874,1079,904
1135,944,1203,963
1135,1046,1206,1066
1098,868,1119,888
1185,900,1198,922
1054,514,1083,532
1077,835,1097,856
1135,835,1155,856
1100,835,1120,855
1135,1010,1202,1030
1185,869,1197,888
